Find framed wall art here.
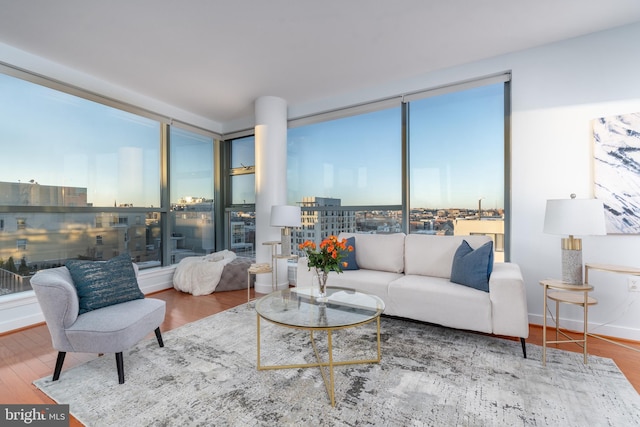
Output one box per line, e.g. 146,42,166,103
593,112,640,234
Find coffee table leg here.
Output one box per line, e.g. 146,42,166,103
376,316,382,361
256,317,381,406
328,330,335,407
256,314,261,369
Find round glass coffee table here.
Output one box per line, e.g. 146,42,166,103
255,286,385,407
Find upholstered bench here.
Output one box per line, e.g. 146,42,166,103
215,256,254,292
173,250,253,295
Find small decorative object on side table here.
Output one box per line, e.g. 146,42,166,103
539,279,597,366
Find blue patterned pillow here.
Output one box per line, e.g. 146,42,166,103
66,253,144,314
341,236,359,270
450,240,494,292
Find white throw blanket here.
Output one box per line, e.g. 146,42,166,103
173,250,237,296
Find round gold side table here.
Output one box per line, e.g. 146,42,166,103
540,279,597,366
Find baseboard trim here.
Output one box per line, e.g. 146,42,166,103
0,266,175,334
528,313,640,342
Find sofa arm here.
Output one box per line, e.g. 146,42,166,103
489,262,529,338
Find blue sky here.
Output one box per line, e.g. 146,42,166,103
408,83,504,210
287,83,504,209
0,73,161,207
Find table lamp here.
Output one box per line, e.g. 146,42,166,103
270,205,301,256
543,194,606,284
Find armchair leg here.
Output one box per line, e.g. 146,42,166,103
116,352,125,384
520,337,527,358
52,352,66,381
154,327,164,348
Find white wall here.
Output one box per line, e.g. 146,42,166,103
2,23,640,339
509,23,640,340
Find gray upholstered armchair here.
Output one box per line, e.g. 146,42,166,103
31,261,166,384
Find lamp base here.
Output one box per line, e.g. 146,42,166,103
561,247,583,284
280,228,292,257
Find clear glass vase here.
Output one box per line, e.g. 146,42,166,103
314,268,329,301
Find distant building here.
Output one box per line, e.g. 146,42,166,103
293,197,356,254
171,197,214,262
454,217,505,262
0,181,87,207
0,181,159,272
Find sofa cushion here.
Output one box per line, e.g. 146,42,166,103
341,236,359,270
450,240,493,292
66,253,144,314
404,234,492,278
339,233,405,273
387,274,492,333
65,298,165,353
322,268,402,305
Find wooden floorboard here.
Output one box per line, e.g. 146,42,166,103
0,287,638,426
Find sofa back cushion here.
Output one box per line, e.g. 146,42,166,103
404,234,492,278
339,232,405,273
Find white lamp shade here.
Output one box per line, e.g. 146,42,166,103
543,198,606,236
270,205,301,227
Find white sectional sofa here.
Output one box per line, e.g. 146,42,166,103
296,232,529,357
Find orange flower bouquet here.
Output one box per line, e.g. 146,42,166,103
299,235,353,298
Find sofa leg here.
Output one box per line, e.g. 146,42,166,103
154,327,164,348
520,337,527,358
116,352,125,384
52,352,66,381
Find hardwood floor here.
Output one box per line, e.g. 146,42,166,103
1,287,639,427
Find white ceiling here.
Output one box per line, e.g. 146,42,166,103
1,0,639,131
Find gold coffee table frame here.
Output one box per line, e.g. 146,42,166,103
255,287,384,407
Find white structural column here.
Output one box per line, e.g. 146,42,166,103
254,96,288,293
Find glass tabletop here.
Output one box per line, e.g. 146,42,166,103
255,286,385,329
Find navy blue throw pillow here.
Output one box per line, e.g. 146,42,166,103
341,236,359,270
450,240,494,292
66,253,144,314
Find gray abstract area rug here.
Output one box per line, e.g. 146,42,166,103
34,304,640,427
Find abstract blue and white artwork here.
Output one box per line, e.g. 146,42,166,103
593,112,640,234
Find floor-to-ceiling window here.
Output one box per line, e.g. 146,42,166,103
287,105,403,251
169,127,215,264
0,68,219,297
407,79,508,260
226,135,256,256
285,74,510,260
